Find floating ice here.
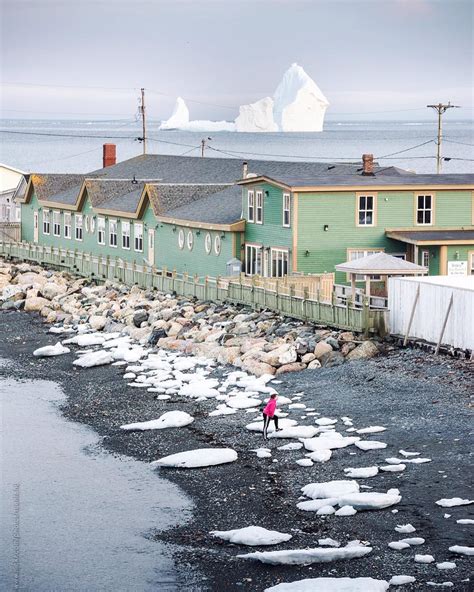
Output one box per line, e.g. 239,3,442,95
120,411,194,431
356,426,386,434
210,525,292,546
380,464,406,472
152,448,237,469
335,505,357,517
237,542,372,565
72,350,114,368
415,554,435,563
355,441,387,451
264,577,389,592
437,562,456,570
235,96,278,133
344,466,379,479
436,498,473,508
33,342,70,357
395,524,416,534
302,480,359,500
337,492,401,510
389,576,416,585
448,545,474,556
278,443,303,451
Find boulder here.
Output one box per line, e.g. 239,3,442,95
167,322,184,337
307,359,322,370
346,340,379,360
314,341,333,360
302,352,316,364
217,346,241,366
320,351,345,367
160,307,175,321
276,362,306,374
0,274,12,289
89,315,107,331
341,342,357,356
133,310,149,327
16,272,47,287
148,328,167,346
260,344,296,366
41,282,67,300
24,296,50,312
339,331,355,343
241,358,276,377
325,336,340,350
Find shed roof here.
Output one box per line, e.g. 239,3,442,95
336,252,428,275
386,229,474,245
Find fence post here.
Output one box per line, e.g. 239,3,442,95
362,297,370,336
290,285,295,316
303,287,309,320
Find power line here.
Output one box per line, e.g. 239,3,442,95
375,139,435,159
443,138,474,147
427,102,461,173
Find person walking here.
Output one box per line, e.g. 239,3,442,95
262,393,281,440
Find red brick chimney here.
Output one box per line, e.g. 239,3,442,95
103,144,116,168
362,153,374,175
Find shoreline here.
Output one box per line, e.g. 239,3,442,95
1,309,473,591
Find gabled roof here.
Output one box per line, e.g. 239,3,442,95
0,163,25,175
386,228,474,245
19,174,84,206
336,252,428,275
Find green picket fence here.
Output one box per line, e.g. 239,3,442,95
0,240,387,335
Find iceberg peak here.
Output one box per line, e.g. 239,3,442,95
160,97,190,130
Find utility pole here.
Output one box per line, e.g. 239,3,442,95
200,137,212,157
140,88,147,155
427,102,460,173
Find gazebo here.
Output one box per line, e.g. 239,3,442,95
335,252,428,301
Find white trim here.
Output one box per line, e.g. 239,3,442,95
63,212,71,239
178,228,185,250
97,217,105,245
245,243,263,275
214,234,221,256
357,194,376,227
416,193,434,226
186,230,194,251
122,220,131,250
134,222,143,252
247,190,255,223
42,209,50,235
74,213,83,242
109,218,118,248
205,232,212,254
52,210,61,237
282,193,291,227
270,247,290,278
256,190,263,224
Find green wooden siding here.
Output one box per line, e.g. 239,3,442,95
417,246,440,275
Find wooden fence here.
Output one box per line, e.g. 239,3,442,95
0,240,387,335
0,223,20,242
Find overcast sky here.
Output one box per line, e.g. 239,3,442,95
1,0,473,120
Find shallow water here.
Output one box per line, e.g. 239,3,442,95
0,372,192,591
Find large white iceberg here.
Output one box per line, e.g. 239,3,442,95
235,97,278,133
160,97,190,130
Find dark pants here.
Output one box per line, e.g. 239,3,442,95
262,412,279,438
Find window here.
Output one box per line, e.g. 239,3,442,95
64,212,71,239
247,191,255,223
90,217,96,234
75,214,83,241
271,248,289,277
109,219,117,247
177,229,184,250
122,221,130,249
416,194,433,225
205,232,212,254
97,217,105,245
42,210,50,235
283,193,291,227
53,211,61,237
245,244,262,275
357,194,376,226
469,252,474,276
421,250,430,268
348,249,383,281
187,230,194,250
84,215,90,233
134,223,143,252
214,235,221,255
256,190,263,224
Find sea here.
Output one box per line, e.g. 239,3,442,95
0,118,473,175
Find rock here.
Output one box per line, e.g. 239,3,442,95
241,358,276,377
314,341,333,360
167,322,184,337
1,301,16,310
160,307,175,321
325,336,340,350
16,272,47,287
278,345,297,365
339,331,355,343
276,362,306,374
217,346,241,366
260,344,296,366
133,310,149,327
320,351,345,367
301,352,316,364
89,315,107,331
41,282,67,300
341,342,357,356
307,359,322,370
24,296,50,312
148,328,167,346
346,340,379,360
0,274,12,289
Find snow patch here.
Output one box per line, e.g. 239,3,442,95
210,525,291,546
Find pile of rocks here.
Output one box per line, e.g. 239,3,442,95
0,260,381,376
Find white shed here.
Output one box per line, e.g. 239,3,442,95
388,275,474,350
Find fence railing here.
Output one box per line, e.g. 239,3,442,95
0,223,20,242
0,240,388,335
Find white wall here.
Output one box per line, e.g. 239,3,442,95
389,276,474,350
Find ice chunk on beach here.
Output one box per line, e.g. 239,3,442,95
264,577,389,592
180,382,219,399
381,464,406,472
210,525,291,546
226,396,261,409
404,457,431,464
318,538,340,547
269,426,318,439
296,458,313,467
344,466,379,479
448,545,474,556
246,418,297,433
399,450,420,457
389,541,411,550
399,537,425,546
120,411,194,431
297,497,340,512
237,542,372,565
315,417,337,426
389,576,416,585
209,404,237,417
306,449,332,463
436,498,473,507
356,426,386,434
152,448,237,469
278,443,303,451
73,350,114,368
253,448,272,459
395,524,416,534
337,492,401,510
302,433,359,452
437,562,456,570
415,554,435,563
302,480,359,500
457,519,474,524
355,440,387,451
335,505,357,516
33,342,70,357
317,505,336,515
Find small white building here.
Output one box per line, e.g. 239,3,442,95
0,163,25,222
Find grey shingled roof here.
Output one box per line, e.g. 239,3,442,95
387,229,474,242
30,174,83,203
163,185,242,224
336,252,428,274
147,183,235,216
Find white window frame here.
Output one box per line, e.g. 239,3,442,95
74,214,83,241
214,234,221,256
53,210,61,237
247,190,255,223
468,252,474,276
134,222,143,252
187,230,194,251
421,250,430,268
84,215,90,233
245,244,262,275
109,219,118,248
122,220,130,250
177,228,185,250
416,194,434,226
270,248,289,278
97,217,105,245
204,232,212,254
357,194,376,227
42,209,50,235
282,193,291,227
64,212,71,239
347,248,384,281
256,190,263,224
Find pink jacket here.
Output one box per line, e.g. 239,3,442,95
263,398,277,417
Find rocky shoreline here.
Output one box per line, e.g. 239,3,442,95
1,260,381,375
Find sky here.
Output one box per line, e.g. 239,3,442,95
1,0,473,121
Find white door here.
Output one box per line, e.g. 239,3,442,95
34,211,39,242
147,229,155,266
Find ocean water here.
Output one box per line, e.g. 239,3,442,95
0,118,473,175
0,371,192,591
